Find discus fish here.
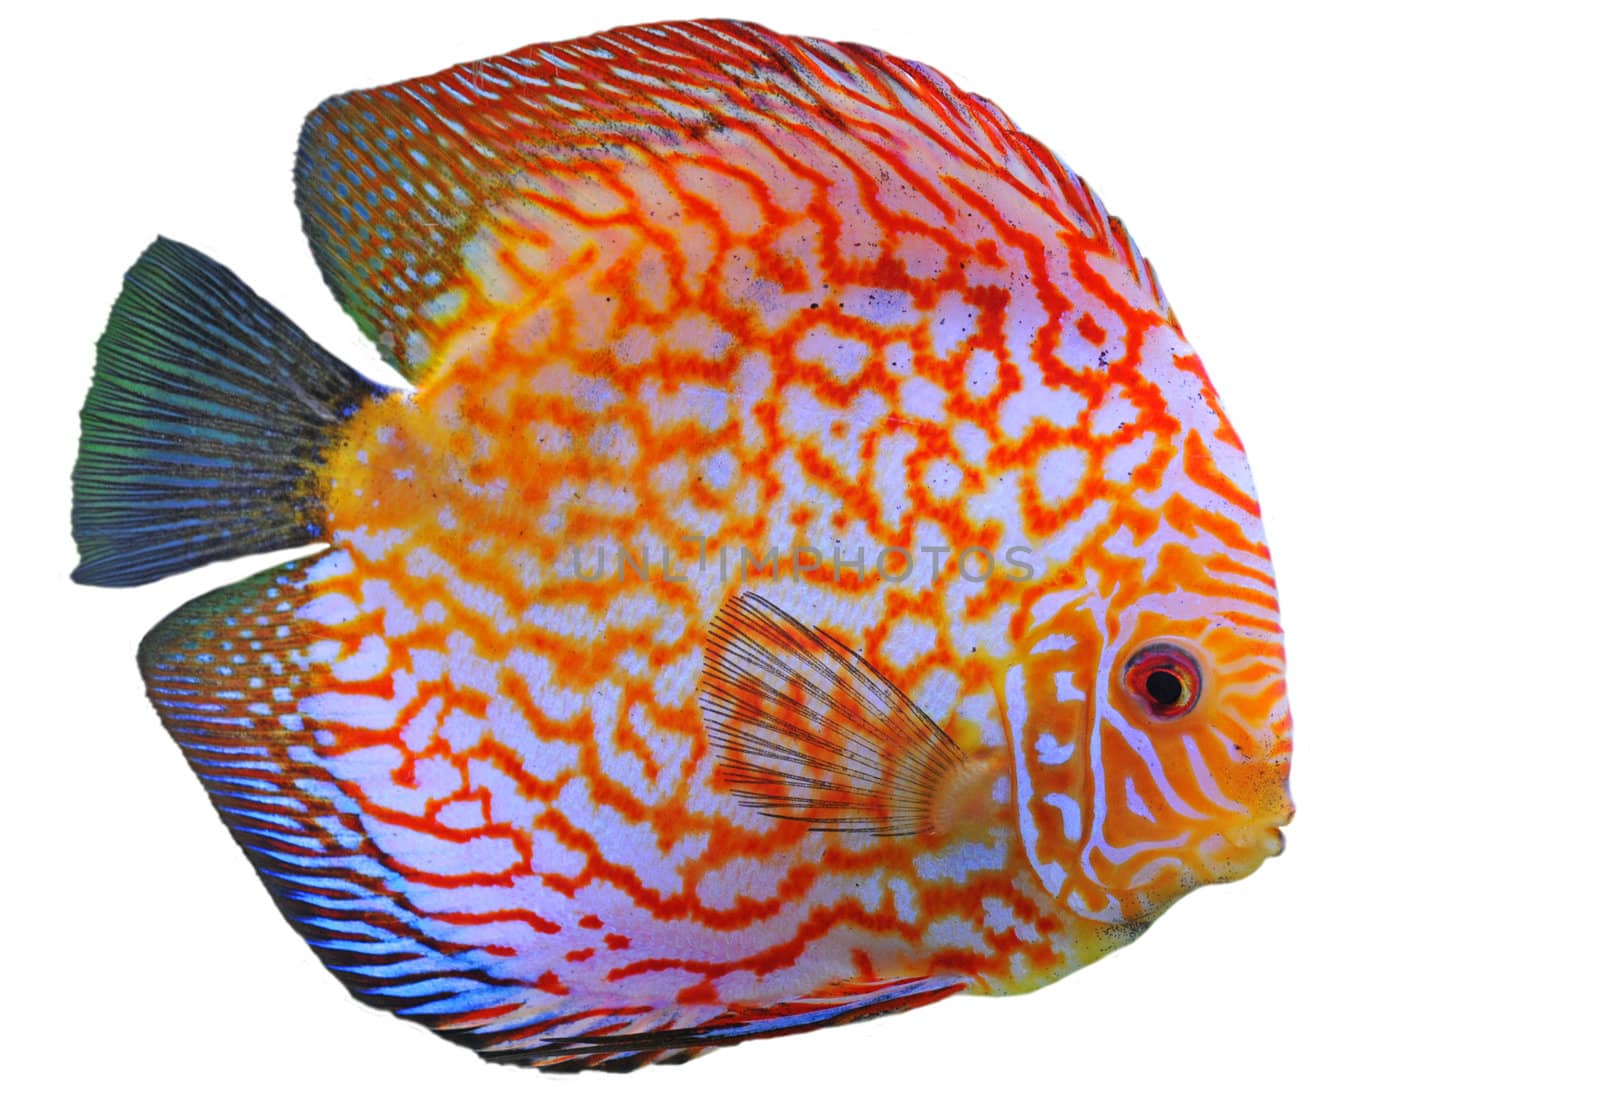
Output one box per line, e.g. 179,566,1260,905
72,20,1293,1071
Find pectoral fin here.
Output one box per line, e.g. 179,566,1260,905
698,593,974,837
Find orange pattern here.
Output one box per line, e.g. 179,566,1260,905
137,21,1291,1069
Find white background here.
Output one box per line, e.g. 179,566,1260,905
5,1,1594,1113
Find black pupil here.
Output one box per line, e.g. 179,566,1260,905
1145,669,1184,707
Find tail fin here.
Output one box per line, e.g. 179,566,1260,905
72,237,389,587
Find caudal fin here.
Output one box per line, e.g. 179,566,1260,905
72,237,388,587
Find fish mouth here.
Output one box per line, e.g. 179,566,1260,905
1272,797,1296,853
1262,800,1296,857
1261,770,1295,858
1222,815,1289,862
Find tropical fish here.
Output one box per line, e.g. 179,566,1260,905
72,20,1293,1071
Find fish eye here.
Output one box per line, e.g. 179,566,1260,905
1123,643,1202,720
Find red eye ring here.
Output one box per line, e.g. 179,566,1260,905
1123,643,1202,720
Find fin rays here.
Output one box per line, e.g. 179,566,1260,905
72,238,387,586
700,593,970,836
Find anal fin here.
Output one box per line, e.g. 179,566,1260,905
138,558,528,1026
474,975,966,1072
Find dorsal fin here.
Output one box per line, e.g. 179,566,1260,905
699,593,971,836
293,19,1167,384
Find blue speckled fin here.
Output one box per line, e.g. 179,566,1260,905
72,238,387,587
138,558,534,1035
474,974,967,1071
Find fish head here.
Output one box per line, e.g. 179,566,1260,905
1004,511,1293,928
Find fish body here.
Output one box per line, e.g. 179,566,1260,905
73,21,1292,1070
